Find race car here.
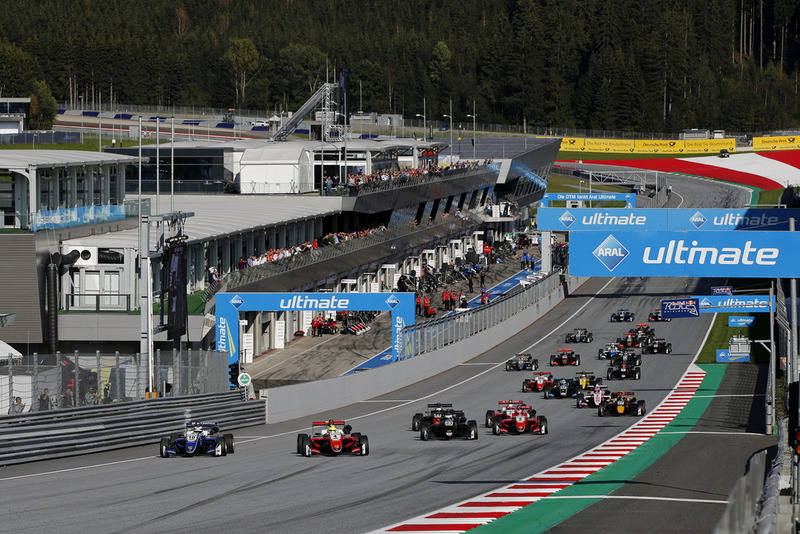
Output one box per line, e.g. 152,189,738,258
564,328,593,343
598,391,646,416
550,349,581,366
610,308,635,322
412,403,479,440
505,353,539,371
522,371,554,392
296,419,369,457
159,422,235,458
610,351,643,367
576,385,612,409
574,370,602,390
485,400,534,427
648,308,671,322
635,323,656,337
490,403,548,435
607,361,641,380
598,343,623,360
644,337,673,354
543,377,581,399
617,328,653,349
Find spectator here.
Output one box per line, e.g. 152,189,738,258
8,396,25,414
38,388,51,411
85,388,100,406
63,387,75,408
325,175,333,196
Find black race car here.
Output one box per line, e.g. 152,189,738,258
412,403,478,440
610,351,642,367
598,391,646,416
644,337,673,354
610,308,635,322
505,353,539,371
543,377,581,399
550,349,581,366
607,361,641,380
565,328,593,343
648,308,671,322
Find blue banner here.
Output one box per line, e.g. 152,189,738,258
215,292,416,364
569,231,800,278
536,208,800,231
728,316,755,327
691,295,774,313
538,193,634,208
661,298,700,318
717,349,750,362
31,205,126,231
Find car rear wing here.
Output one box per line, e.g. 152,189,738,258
312,420,346,426
427,403,453,409
498,400,524,405
556,349,573,352
532,371,552,376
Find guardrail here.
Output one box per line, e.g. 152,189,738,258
0,390,265,465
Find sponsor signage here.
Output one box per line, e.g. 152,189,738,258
691,295,774,313
661,298,699,318
716,349,749,362
215,292,415,364
569,231,800,277
536,208,800,231
539,193,634,208
728,316,755,327
711,286,733,295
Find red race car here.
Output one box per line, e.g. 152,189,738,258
550,349,581,366
485,400,531,427
522,371,554,392
489,402,548,435
296,420,369,457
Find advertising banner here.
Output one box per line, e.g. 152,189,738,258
569,231,800,278
716,349,750,362
728,316,755,327
711,286,733,295
753,136,800,151
536,208,799,231
215,292,415,364
691,295,774,313
538,193,634,208
660,298,700,318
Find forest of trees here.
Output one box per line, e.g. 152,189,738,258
1,0,800,134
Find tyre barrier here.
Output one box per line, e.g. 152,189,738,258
0,390,265,466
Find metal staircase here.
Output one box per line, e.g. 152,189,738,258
270,82,338,141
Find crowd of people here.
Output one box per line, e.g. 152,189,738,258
328,160,493,195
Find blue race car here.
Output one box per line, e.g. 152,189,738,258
610,308,635,322
159,422,235,457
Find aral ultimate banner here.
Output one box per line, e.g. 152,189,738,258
537,208,800,231
569,231,800,277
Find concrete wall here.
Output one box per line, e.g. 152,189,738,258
263,275,589,422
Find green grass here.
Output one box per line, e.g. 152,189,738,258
0,139,162,151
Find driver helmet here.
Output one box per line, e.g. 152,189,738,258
327,420,337,431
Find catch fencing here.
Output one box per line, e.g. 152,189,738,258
1,349,229,416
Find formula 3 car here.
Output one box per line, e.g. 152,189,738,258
610,351,643,367
543,377,581,399
564,328,593,343
159,422,235,458
296,420,369,457
550,349,581,366
648,308,671,322
607,361,641,380
490,403,548,435
644,337,673,354
598,343,623,360
575,370,603,390
485,400,534,427
610,308,635,322
522,371,554,392
598,391,646,416
576,385,612,409
505,353,539,371
413,403,479,440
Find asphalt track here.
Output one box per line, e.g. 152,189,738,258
0,171,770,534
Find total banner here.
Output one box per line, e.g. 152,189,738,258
536,207,800,231
568,231,800,277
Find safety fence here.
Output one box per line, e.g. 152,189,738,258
0,390,264,465
1,349,229,416
402,270,562,357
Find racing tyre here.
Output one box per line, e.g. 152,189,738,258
300,434,312,457
543,386,551,399
532,359,539,370
505,362,512,371
420,421,430,441
636,356,642,366
634,369,641,380
538,416,548,434
359,435,370,456
159,437,170,458
485,410,495,428
565,334,571,343
637,400,646,416
576,394,584,408
596,378,603,386
666,345,672,354
598,402,606,417
492,420,501,435
223,434,235,454
412,413,423,431
607,368,614,380
522,380,530,392
468,420,479,440
575,356,581,366
296,433,305,454
587,335,593,343
217,440,227,457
